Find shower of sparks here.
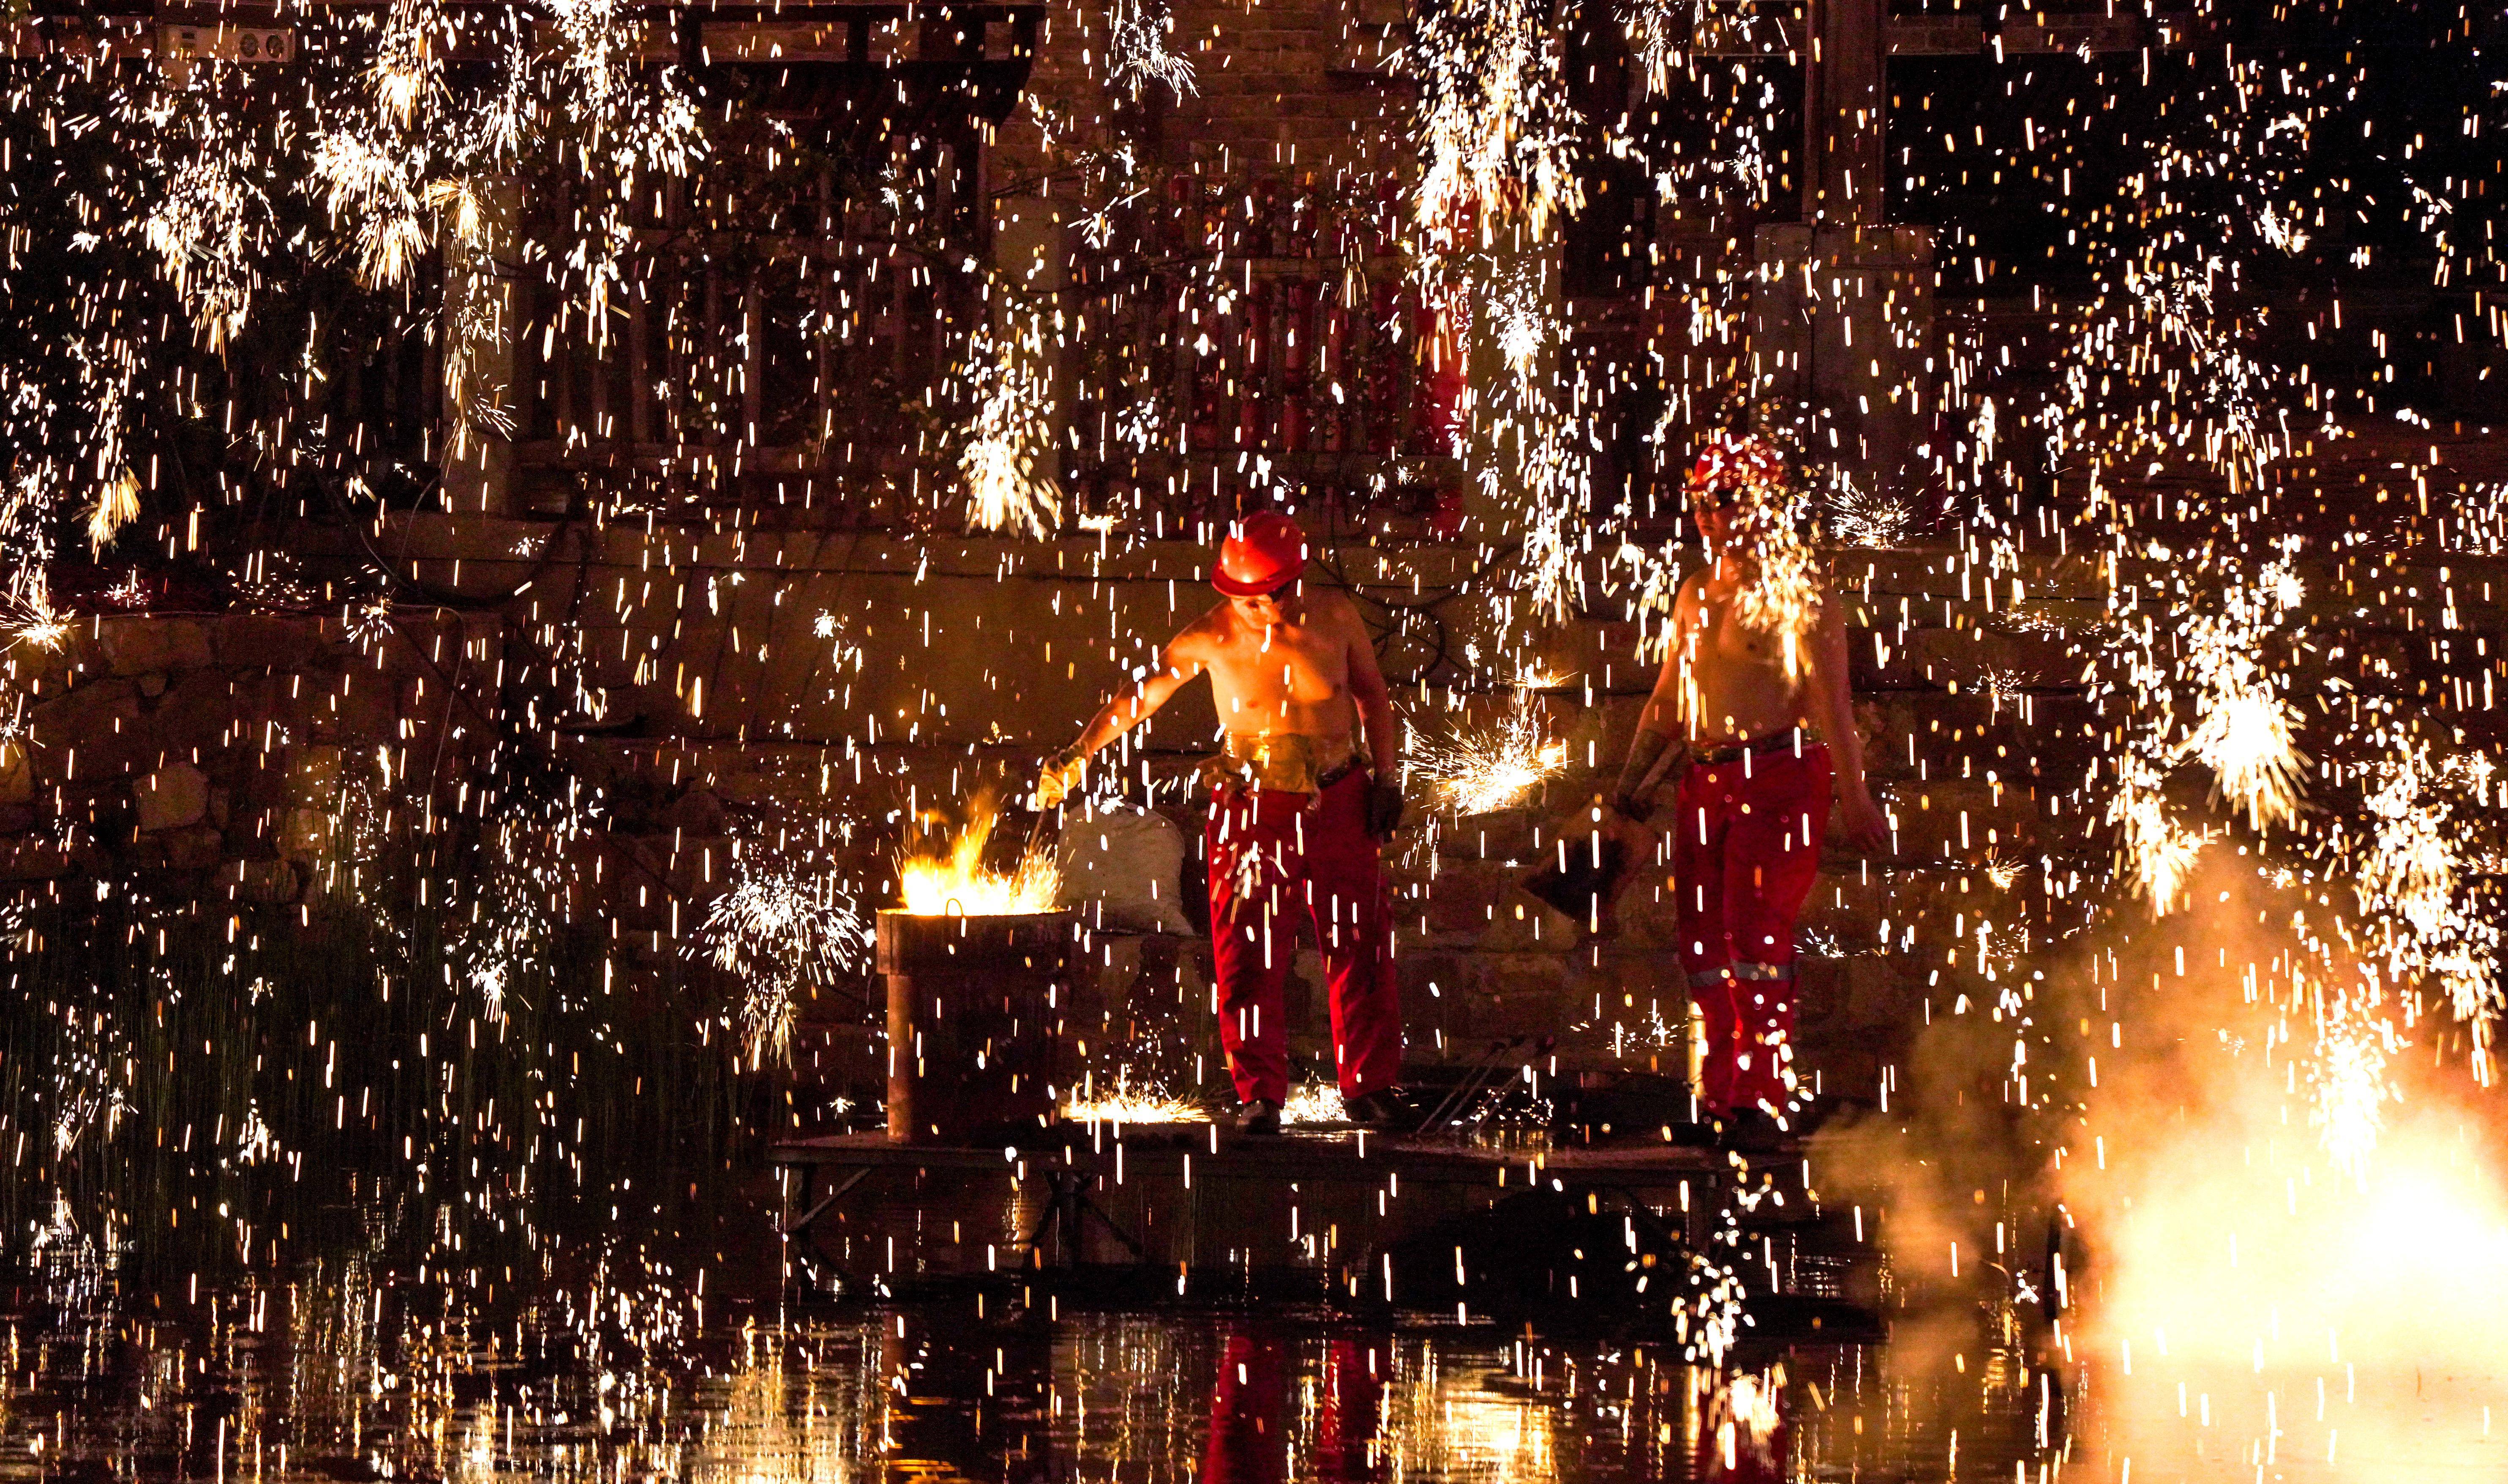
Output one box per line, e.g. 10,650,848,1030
1615,0,1683,96
1409,701,1567,815
1105,0,1195,99
1279,1082,1346,1125
696,858,872,1063
2179,680,2308,833
1063,1085,1207,1124
1817,477,1915,550
1469,261,1596,625
2338,741,2505,1076
959,328,1063,538
2107,757,2206,918
2309,985,2396,1180
345,597,396,651
2159,559,2313,832
83,469,139,555
1406,0,1582,242
0,2,2505,1459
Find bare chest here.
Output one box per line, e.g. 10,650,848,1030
1208,624,1348,703
1687,586,1788,670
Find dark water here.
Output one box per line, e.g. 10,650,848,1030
0,1214,2057,1484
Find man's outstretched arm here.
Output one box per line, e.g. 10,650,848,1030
1038,631,1208,804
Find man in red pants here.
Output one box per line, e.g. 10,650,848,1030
1614,436,1889,1148
1037,512,1407,1133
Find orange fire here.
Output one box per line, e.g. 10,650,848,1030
897,808,1060,916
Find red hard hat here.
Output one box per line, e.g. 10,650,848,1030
1213,512,1308,596
1687,435,1786,503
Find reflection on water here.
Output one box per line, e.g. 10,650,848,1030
14,1214,2491,1481
1,1224,2066,1484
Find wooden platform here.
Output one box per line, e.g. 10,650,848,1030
769,1125,1729,1295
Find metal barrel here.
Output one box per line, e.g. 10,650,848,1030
877,909,1075,1145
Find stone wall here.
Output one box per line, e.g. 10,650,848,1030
0,612,496,903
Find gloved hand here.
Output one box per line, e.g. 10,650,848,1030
1034,747,1088,810
1365,779,1406,839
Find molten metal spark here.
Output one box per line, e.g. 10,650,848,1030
84,469,139,555
1063,1085,1206,1124
1819,477,1916,548
2108,758,2206,915
2180,680,2309,832
1279,1083,1347,1125
1410,703,1568,815
2310,987,2395,1178
959,330,1062,537
698,859,871,1062
1105,0,1195,98
1408,0,1583,240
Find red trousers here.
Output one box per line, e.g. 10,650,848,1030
1206,769,1404,1106
1671,741,1832,1114
1204,1330,1383,1483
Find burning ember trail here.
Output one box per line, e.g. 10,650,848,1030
1,1,2506,1480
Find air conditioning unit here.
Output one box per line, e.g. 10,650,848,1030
157,25,294,64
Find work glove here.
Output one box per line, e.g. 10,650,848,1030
1033,747,1088,810
1365,779,1406,840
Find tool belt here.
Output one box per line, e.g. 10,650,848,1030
1199,732,1360,795
1692,727,1819,768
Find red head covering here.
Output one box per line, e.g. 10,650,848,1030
1686,436,1787,506
1213,512,1308,596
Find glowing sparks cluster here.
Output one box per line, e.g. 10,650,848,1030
1104,0,1195,99
2344,740,2503,1076
959,328,1064,538
697,858,872,1063
1063,1084,1205,1124
1406,0,1583,241
2308,986,2396,1179
1409,701,1567,816
2175,561,2309,833
2105,754,2205,917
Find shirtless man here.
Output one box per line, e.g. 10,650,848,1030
1614,436,1889,1144
1036,512,1407,1134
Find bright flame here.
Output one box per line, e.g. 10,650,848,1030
898,811,1060,916
2070,946,2508,1478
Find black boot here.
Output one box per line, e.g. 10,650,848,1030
1233,1099,1282,1135
1343,1088,1411,1131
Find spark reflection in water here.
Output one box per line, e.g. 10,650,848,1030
0,1242,2075,1484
